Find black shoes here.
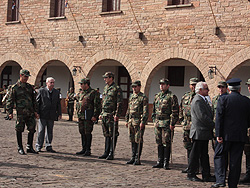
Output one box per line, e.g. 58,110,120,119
46,147,56,153
203,175,216,182
152,162,163,168
27,146,39,154
76,149,86,155
210,183,226,187
187,175,203,182
98,153,109,159
239,175,250,184
182,167,188,173
126,158,135,164
18,147,26,155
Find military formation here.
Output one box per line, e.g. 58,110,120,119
2,69,250,188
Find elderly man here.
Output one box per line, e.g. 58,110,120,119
187,81,215,182
211,78,250,188
6,69,39,155
36,77,61,152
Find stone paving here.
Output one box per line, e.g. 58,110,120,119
0,112,249,188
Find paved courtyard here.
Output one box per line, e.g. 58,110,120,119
0,112,249,188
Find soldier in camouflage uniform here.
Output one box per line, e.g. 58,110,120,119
0,85,7,113
125,80,148,165
240,78,250,183
75,78,101,156
179,78,198,173
152,78,179,170
66,87,75,121
6,69,39,155
98,72,123,160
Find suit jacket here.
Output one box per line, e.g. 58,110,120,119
215,91,250,142
190,94,214,140
37,87,62,120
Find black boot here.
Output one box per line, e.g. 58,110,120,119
76,133,86,155
152,145,164,168
134,143,143,165
17,131,25,155
84,134,92,156
98,137,111,159
126,143,137,164
240,154,250,183
163,146,171,170
26,132,38,154
106,136,118,160
182,149,191,173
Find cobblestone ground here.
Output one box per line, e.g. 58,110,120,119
0,112,249,188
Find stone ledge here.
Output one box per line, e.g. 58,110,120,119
99,10,123,15
165,3,193,9
48,16,66,21
5,20,21,25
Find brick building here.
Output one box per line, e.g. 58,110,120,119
1,0,250,115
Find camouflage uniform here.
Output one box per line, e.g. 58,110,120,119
76,78,101,156
125,80,148,165
0,86,7,113
99,72,123,160
67,90,75,121
6,69,38,155
152,78,179,170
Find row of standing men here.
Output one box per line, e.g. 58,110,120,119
5,69,250,188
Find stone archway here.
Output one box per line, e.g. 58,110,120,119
0,53,26,75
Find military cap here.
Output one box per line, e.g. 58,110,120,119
217,81,227,88
245,78,250,85
226,78,242,86
20,69,31,76
102,72,114,78
159,78,169,85
189,77,199,85
131,80,141,87
78,78,90,84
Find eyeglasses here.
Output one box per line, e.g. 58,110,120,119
203,87,209,90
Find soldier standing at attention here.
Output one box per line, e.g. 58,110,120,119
66,87,75,121
152,78,179,170
98,72,123,160
179,78,198,173
240,78,250,184
125,80,148,165
75,78,101,156
6,69,39,155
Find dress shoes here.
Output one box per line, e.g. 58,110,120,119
126,158,135,164
76,149,86,155
210,183,226,187
27,147,39,154
182,167,188,173
18,147,26,155
187,175,203,182
203,175,216,182
46,147,56,153
239,175,250,184
83,150,91,156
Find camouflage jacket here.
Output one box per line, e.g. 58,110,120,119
212,93,228,121
76,87,101,120
67,92,75,104
101,82,123,117
179,91,196,130
152,90,179,127
6,80,38,116
125,92,149,125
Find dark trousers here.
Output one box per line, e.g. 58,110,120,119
214,141,245,188
188,139,210,178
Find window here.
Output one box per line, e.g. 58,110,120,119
50,0,65,18
102,0,120,12
168,0,190,5
168,66,185,86
7,0,19,22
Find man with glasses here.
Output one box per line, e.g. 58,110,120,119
125,80,148,165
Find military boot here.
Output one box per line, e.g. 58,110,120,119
26,132,38,154
163,146,171,170
17,131,25,155
182,149,191,173
106,136,118,160
84,134,92,156
98,137,111,159
76,133,86,155
126,143,137,164
152,145,164,168
134,143,143,165
240,154,250,183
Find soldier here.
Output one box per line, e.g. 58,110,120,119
98,72,123,160
152,78,179,170
6,69,39,155
179,77,198,173
75,78,101,156
2,85,12,120
66,87,75,121
125,80,148,165
0,85,8,113
240,78,250,184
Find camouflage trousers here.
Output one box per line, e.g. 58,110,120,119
78,119,94,135
154,126,173,147
67,103,74,117
15,114,36,133
183,130,192,151
127,119,144,143
101,116,119,137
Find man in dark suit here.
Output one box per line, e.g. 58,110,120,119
187,81,215,182
211,78,250,188
35,77,62,152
